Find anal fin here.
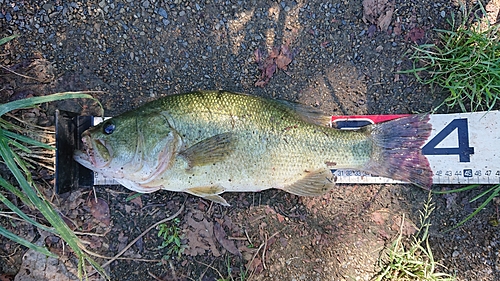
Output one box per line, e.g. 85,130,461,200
281,168,336,196
186,186,230,206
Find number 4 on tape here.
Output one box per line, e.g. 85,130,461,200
422,119,474,162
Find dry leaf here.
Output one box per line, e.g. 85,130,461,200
265,60,276,78
183,210,221,257
254,44,295,87
362,0,395,31
406,27,425,43
246,257,264,275
269,47,280,58
213,222,241,257
276,55,292,70
88,198,111,226
130,196,143,208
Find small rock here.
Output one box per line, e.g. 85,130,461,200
440,10,446,18
43,3,53,11
5,12,12,22
158,7,168,18
179,10,186,17
375,45,383,52
142,0,150,9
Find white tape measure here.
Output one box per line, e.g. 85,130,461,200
331,111,499,185
92,111,499,186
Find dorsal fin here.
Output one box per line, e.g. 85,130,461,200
274,99,331,126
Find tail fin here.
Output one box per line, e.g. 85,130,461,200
362,114,433,188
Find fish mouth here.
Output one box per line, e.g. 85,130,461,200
74,132,112,169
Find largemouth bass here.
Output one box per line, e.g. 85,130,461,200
74,90,432,206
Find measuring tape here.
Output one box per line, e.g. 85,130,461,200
89,111,499,186
331,111,499,185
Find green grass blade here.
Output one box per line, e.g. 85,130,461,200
0,91,109,279
0,192,54,233
7,137,32,154
0,225,56,258
445,186,500,232
0,34,19,46
0,133,82,251
0,92,101,117
2,129,54,151
0,176,32,207
433,185,480,194
470,185,498,202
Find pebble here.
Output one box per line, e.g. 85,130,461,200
43,3,53,11
440,10,446,18
158,8,168,18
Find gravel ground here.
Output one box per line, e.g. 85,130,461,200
1,0,500,280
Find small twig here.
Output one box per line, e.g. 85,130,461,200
262,233,268,270
148,271,163,281
73,229,109,237
228,236,247,240
0,64,39,80
82,246,161,263
249,243,264,275
196,260,225,280
92,186,98,203
5,113,56,132
103,188,131,195
244,228,252,245
0,244,21,258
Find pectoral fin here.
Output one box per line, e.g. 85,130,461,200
179,133,236,168
186,185,230,206
281,168,336,196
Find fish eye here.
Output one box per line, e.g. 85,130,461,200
103,122,116,135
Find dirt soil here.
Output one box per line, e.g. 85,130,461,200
1,0,500,280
